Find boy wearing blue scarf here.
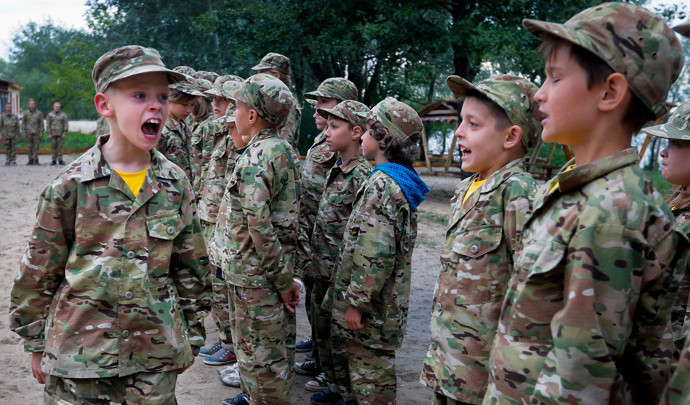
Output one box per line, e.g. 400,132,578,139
419,75,542,404
329,97,429,405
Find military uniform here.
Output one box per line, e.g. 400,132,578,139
46,109,69,164
660,335,690,405
191,117,220,196
22,108,44,164
95,115,109,138
158,117,194,181
218,74,299,405
1,111,20,164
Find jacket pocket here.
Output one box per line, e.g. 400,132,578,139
146,211,184,240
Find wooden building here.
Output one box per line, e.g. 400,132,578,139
0,78,22,114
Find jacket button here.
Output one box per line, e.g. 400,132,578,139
470,244,479,254
126,251,135,259
124,291,133,299
166,226,175,235
122,330,130,338
436,302,443,312
431,342,438,350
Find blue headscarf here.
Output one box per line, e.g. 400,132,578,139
371,163,429,210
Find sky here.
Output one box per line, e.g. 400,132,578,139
0,0,687,61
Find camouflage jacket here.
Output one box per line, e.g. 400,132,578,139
296,154,373,281
95,116,109,137
421,159,536,403
330,170,417,350
9,136,212,378
46,111,69,136
671,206,690,350
278,100,301,148
21,109,44,134
158,117,194,182
218,129,300,294
485,148,687,404
193,118,224,197
660,334,690,405
199,135,239,267
0,112,20,138
296,131,337,276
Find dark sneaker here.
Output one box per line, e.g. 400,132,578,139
335,400,357,405
203,347,237,366
311,388,342,405
34,160,40,165
59,160,65,165
11,161,16,165
305,372,328,392
295,360,321,376
221,394,249,405
304,350,315,361
199,342,223,357
51,161,57,166
27,160,33,165
4,162,9,166
296,338,313,353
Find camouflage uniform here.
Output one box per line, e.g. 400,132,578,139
661,335,690,405
9,136,212,377
191,117,218,196
22,108,44,163
218,74,299,404
95,115,109,138
484,5,686,404
46,109,69,163
420,75,542,403
158,117,194,180
1,110,20,163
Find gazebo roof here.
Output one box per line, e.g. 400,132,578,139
0,78,23,90
417,98,458,122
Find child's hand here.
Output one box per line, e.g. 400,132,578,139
31,352,46,384
281,282,301,314
346,306,363,330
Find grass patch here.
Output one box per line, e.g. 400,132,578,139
415,234,440,249
3,131,96,154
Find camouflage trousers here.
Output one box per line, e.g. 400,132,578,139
51,135,64,162
230,285,295,405
26,132,41,162
4,136,17,162
332,335,397,405
312,278,334,386
44,370,178,405
432,392,474,405
212,268,233,345
304,274,319,361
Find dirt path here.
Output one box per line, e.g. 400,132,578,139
0,153,460,404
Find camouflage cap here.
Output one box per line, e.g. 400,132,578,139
251,52,291,76
234,73,294,125
674,22,690,37
195,78,213,94
206,75,244,99
169,75,205,97
195,70,219,83
317,100,370,129
173,66,196,76
642,101,690,140
361,97,423,145
92,45,185,93
447,74,543,152
523,2,683,119
304,77,359,102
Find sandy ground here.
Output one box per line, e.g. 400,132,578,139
0,152,462,404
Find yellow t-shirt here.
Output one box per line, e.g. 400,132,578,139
463,178,486,204
548,164,575,194
114,168,148,197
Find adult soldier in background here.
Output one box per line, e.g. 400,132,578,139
21,98,44,165
46,102,69,165
1,102,20,165
251,52,302,148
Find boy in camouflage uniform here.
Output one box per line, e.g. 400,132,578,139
420,74,542,404
295,77,359,377
218,73,301,405
484,4,688,404
294,100,372,404
9,45,212,404
46,101,69,165
330,98,429,405
1,102,20,165
22,98,44,165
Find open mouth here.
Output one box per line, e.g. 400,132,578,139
459,146,471,157
142,118,161,138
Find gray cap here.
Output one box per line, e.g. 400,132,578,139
251,52,291,76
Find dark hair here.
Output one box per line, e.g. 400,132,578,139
366,118,420,166
538,35,655,133
169,89,196,104
193,97,212,122
462,90,512,130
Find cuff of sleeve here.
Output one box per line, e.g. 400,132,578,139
24,338,46,353
345,289,373,313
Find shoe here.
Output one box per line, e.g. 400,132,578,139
59,160,65,165
11,161,16,165
4,162,8,166
311,388,342,405
304,350,315,361
221,393,249,405
219,371,241,387
295,360,321,376
203,347,237,365
296,338,313,352
199,342,223,357
27,160,33,166
305,372,328,392
34,160,40,165
51,160,56,166
335,400,357,405
218,362,239,375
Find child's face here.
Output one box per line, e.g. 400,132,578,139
313,97,339,131
534,44,601,147
361,126,380,161
169,98,195,121
456,97,510,180
324,116,354,153
227,122,244,148
104,72,169,151
233,101,252,148
212,96,231,119
660,139,690,187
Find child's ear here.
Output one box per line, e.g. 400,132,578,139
598,73,629,113
94,93,113,118
248,109,259,125
352,125,363,141
504,125,522,150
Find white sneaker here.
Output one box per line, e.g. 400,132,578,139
218,362,239,375
219,371,241,387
